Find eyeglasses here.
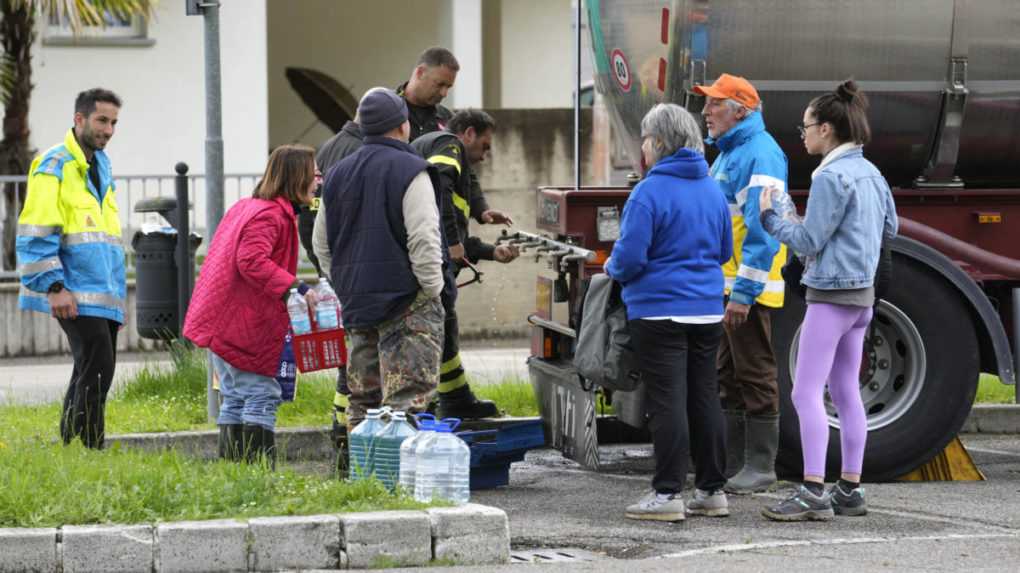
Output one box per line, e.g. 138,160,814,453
797,122,820,138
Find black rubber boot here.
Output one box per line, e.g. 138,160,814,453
437,385,499,419
218,424,244,461
332,413,349,479
724,414,779,494
723,410,745,479
242,424,277,470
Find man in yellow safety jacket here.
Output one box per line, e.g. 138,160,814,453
695,74,788,493
16,88,124,450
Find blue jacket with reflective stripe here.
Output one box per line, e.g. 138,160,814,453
16,129,125,323
706,112,788,307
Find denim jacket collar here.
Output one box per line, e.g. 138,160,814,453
811,142,861,180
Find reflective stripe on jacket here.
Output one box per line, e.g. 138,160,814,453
16,129,125,322
707,112,788,308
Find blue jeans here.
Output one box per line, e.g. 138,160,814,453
211,352,282,430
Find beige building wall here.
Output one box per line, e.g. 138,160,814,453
456,109,596,339
496,0,575,108
266,0,452,149
25,0,269,176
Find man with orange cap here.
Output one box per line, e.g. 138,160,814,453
693,74,788,495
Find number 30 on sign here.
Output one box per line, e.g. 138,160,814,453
610,49,632,92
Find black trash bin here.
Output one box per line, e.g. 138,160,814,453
133,197,202,340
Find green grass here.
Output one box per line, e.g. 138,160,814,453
0,438,428,528
472,380,539,417
2,348,542,439
976,373,1015,404
0,346,442,528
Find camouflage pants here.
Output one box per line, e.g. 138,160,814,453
345,291,445,428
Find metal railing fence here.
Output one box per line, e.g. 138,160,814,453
1,172,262,279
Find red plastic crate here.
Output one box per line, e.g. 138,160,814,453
292,327,347,372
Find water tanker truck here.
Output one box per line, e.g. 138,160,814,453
513,0,1019,481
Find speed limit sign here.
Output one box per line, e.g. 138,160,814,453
610,49,632,92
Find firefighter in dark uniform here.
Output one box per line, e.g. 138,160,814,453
297,116,364,472
396,47,458,142
413,109,519,419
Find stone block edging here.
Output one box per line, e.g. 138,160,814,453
960,404,1020,434
108,403,1018,466
0,504,509,572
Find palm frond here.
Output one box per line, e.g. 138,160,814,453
0,53,18,106
14,0,156,35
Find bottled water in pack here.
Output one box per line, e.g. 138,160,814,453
314,279,341,330
287,288,312,335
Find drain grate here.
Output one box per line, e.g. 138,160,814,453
511,547,603,564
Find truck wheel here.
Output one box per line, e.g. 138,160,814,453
773,255,980,481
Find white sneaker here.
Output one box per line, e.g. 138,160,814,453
625,491,686,522
686,489,730,517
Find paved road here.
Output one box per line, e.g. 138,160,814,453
417,434,1020,571
287,434,1019,571
0,345,531,405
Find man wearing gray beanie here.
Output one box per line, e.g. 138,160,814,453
318,87,447,432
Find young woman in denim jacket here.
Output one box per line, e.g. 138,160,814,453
757,80,898,521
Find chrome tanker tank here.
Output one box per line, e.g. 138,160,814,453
588,0,1020,189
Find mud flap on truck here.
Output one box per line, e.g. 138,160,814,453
528,357,600,470
529,356,651,470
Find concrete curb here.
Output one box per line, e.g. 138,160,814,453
108,405,1020,463
107,417,540,461
960,404,1020,434
110,426,336,461
0,504,510,572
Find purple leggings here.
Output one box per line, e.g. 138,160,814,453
793,303,873,477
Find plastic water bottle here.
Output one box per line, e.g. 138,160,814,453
373,410,417,491
349,408,387,480
314,279,341,330
287,289,312,335
398,414,436,493
769,186,800,223
414,418,471,504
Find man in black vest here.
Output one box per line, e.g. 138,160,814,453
320,87,446,429
300,115,365,471
413,109,520,418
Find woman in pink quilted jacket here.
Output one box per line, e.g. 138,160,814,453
184,145,319,468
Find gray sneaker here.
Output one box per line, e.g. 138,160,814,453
830,483,868,516
761,485,834,522
625,491,686,522
686,489,730,517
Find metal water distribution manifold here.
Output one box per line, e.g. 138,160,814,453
497,230,595,272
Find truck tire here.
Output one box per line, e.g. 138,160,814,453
773,255,980,481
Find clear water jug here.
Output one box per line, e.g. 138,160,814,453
373,410,416,491
414,418,471,504
287,288,311,335
398,413,436,493
348,407,387,480
314,279,341,330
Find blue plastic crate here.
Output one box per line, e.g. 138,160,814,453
458,420,545,490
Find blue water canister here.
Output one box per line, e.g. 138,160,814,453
414,418,471,504
314,279,341,330
373,410,417,491
398,414,436,493
349,408,387,480
287,288,312,335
